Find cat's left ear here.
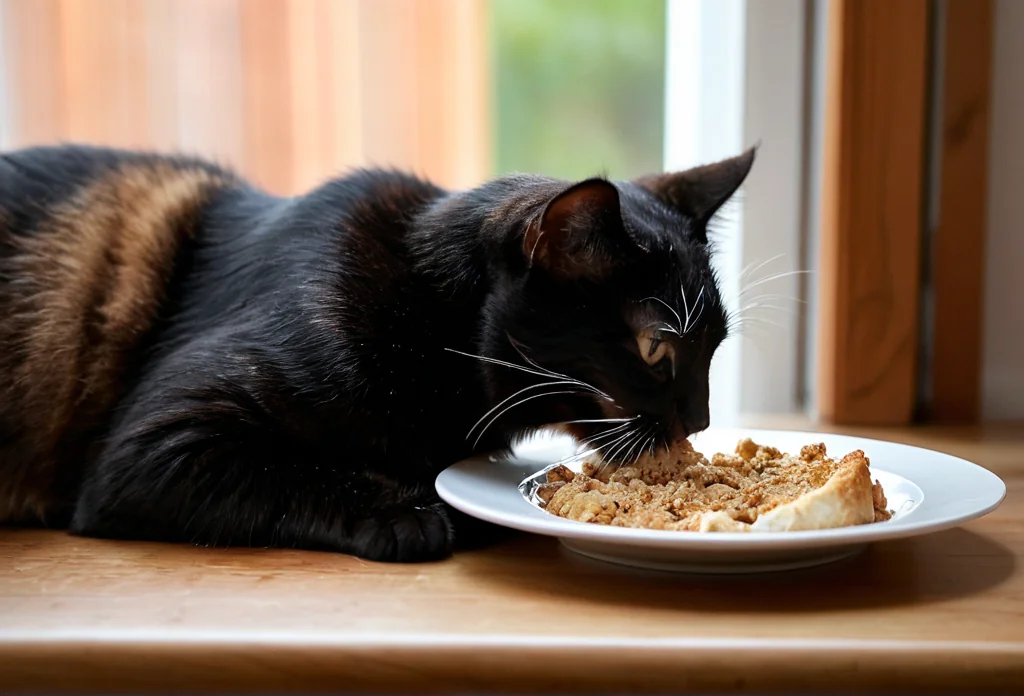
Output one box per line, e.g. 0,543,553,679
523,178,629,278
633,147,756,243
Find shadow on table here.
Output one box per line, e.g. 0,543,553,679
459,527,1016,613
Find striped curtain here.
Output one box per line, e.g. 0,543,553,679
0,0,490,195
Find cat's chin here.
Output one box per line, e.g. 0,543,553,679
540,421,588,444
541,423,574,435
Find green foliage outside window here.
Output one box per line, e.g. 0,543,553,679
491,0,667,181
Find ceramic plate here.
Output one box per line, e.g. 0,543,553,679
436,428,1006,574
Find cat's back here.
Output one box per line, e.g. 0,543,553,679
0,145,240,523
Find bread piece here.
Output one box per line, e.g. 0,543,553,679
541,438,892,532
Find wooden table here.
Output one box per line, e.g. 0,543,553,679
1,421,1022,693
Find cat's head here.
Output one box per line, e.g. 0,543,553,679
477,149,755,462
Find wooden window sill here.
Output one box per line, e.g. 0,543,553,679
2,420,1022,692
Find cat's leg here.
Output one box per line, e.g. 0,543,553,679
71,357,454,562
342,483,455,562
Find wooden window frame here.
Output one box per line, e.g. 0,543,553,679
927,0,994,423
816,0,993,426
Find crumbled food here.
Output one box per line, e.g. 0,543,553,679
872,479,892,522
540,438,892,532
534,464,576,504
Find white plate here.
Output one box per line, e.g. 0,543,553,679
436,428,1006,574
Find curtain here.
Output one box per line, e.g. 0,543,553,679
0,0,490,195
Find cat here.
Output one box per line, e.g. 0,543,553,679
0,144,754,562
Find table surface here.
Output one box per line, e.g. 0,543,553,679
1,418,1022,693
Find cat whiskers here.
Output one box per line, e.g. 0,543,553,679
506,335,614,403
444,348,605,397
680,283,706,335
444,347,614,416
550,418,656,480
729,294,803,338
574,420,637,450
447,340,619,448
550,422,637,469
560,417,636,425
597,422,652,478
466,380,590,446
471,386,604,449
640,321,681,337
738,252,786,285
739,293,806,309
727,313,786,339
620,423,652,464
643,427,659,457
727,256,813,339
737,269,813,298
592,428,639,480
639,297,683,335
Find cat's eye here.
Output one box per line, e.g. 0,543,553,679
646,336,665,360
636,331,675,378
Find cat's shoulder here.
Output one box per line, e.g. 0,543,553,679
309,167,445,213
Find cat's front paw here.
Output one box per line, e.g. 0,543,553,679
349,502,454,562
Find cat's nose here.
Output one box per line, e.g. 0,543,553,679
673,408,709,439
668,414,707,441
684,413,710,435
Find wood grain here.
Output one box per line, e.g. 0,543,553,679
928,0,994,423
1,421,1022,692
816,0,930,425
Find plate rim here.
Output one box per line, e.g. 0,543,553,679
435,427,1007,551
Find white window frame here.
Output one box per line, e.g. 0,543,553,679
664,0,809,425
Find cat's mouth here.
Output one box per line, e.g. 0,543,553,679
551,414,674,466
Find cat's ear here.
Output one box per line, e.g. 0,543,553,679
633,147,756,242
523,178,626,278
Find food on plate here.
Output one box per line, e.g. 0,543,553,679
537,437,891,532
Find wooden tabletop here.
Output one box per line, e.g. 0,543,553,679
1,420,1022,693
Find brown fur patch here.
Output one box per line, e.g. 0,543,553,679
0,162,233,524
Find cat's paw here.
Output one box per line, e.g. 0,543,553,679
349,502,454,562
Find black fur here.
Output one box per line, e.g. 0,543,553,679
0,144,754,562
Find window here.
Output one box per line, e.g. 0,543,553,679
492,0,665,180
0,0,811,423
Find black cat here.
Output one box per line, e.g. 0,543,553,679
0,144,753,561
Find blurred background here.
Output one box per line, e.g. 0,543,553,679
0,0,1020,428
0,0,668,193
